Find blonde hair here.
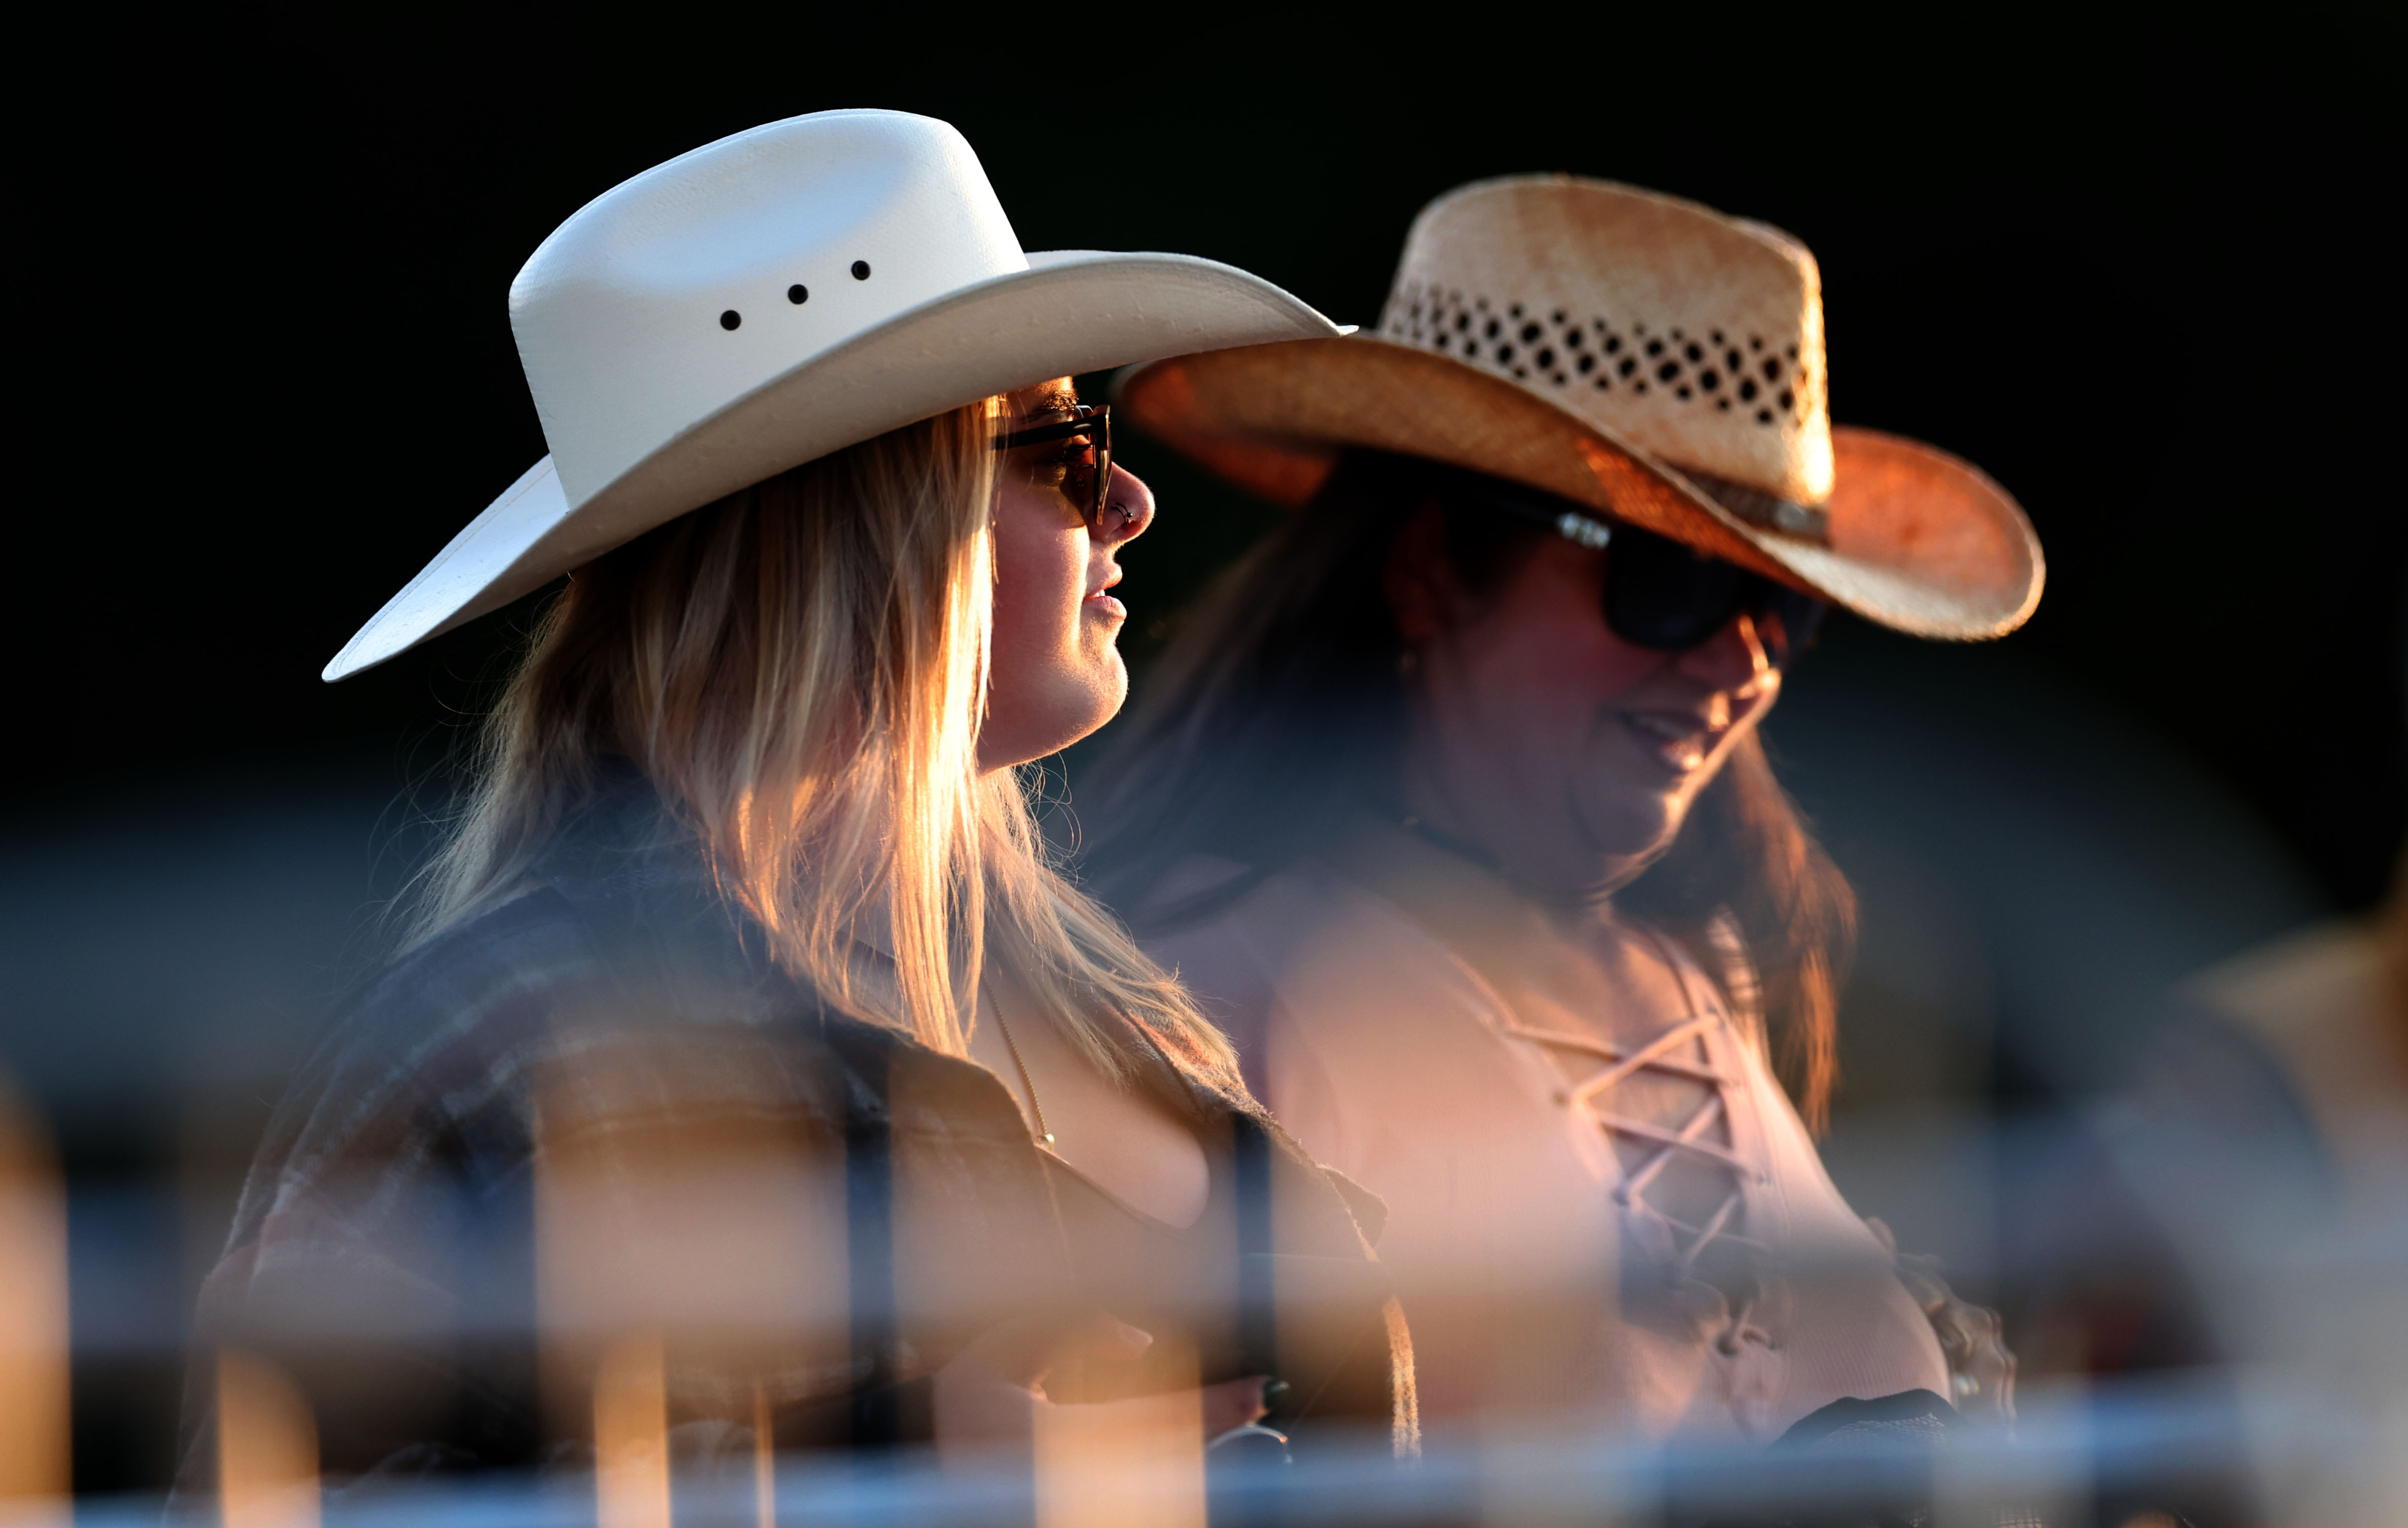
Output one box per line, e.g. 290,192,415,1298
412,400,1246,1097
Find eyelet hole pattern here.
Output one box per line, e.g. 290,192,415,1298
721,268,864,330
1386,283,1818,430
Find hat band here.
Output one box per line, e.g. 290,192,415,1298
1681,468,1830,544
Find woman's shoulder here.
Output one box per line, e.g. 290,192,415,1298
274,789,815,1165
1137,851,1508,1088
247,883,703,1197
329,835,1024,1153
1143,852,1475,991
354,776,797,1039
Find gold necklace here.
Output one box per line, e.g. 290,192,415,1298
986,990,1056,1148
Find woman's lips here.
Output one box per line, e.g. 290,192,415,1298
1084,592,1128,622
1618,711,1718,773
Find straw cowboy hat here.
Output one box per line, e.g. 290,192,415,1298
1116,176,2043,640
324,109,1344,681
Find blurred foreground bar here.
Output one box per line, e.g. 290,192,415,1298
63,1374,2407,1525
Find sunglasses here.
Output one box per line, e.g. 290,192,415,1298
993,403,1140,537
1461,478,1827,663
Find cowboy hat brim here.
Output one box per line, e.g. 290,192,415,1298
324,251,1345,681
1114,336,2044,641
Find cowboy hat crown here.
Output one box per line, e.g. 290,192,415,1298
326,109,1342,681
1384,177,1832,506
1119,174,2043,641
516,109,1031,512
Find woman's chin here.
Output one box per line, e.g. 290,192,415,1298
1574,789,1688,874
978,663,1128,771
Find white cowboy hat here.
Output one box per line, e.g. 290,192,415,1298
1117,175,2043,641
324,108,1344,681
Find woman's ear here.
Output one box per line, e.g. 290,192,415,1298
1383,501,1465,647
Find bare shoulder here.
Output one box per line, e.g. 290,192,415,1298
1145,856,1503,1043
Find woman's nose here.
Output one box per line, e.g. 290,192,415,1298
1676,611,1776,696
1099,464,1156,545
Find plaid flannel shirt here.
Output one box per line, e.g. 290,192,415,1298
181,765,1411,1485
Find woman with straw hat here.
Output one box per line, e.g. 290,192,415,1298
181,110,1414,1488
1081,176,2035,1445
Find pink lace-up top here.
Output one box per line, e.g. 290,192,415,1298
1144,820,1950,1441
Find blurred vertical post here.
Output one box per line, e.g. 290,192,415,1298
595,1334,671,1528
534,1041,850,1525
753,1379,776,1528
0,1074,69,1521
216,1349,320,1528
1033,1344,1205,1528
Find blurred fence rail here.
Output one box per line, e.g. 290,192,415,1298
49,1377,2408,1526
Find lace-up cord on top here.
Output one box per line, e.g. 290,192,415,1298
1497,936,1763,1276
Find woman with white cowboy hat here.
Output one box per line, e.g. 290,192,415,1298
179,110,1415,1490
1081,176,2037,1447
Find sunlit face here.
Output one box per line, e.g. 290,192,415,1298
977,379,1156,772
1395,522,1785,901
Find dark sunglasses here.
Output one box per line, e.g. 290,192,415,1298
1463,479,1827,663
993,403,1139,537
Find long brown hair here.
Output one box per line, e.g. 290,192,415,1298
409,401,1247,1098
1079,450,1852,1127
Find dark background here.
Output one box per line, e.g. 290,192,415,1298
21,8,2404,903
11,6,2403,1495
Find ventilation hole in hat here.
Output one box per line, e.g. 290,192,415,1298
1685,342,1704,363
1553,373,1569,385
1656,360,1681,382
788,285,809,304
1457,313,1472,331
1535,348,1555,369
1710,329,1726,344
1485,319,1502,339
1551,309,1567,324
1634,382,1650,394
1671,327,1686,340
1520,323,1542,344
1785,343,1799,359
852,261,872,280
1717,399,1732,412
1739,379,1760,402
1576,353,1595,374
1513,368,1530,379
1618,357,1638,377
1633,322,1650,335
1725,348,1742,371
1475,296,1490,309
1497,345,1516,364
1509,303,1525,318
1762,358,1783,381
720,310,742,330
1409,302,1423,320
1434,334,1450,351
1676,386,1693,400
1777,389,1794,411
1756,408,1775,424
1461,342,1480,359
1563,328,1584,347
1645,339,1665,357
1594,376,1611,389
1749,335,1765,351
1699,370,1720,390
1604,335,1623,354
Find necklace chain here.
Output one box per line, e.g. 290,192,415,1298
986,988,1056,1148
